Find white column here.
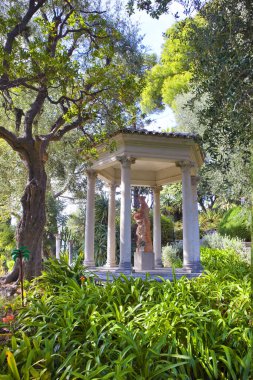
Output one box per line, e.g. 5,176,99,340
84,170,97,267
153,186,163,268
178,161,195,270
190,176,202,271
105,183,117,268
177,161,202,272
55,233,61,260
68,239,73,266
117,155,135,271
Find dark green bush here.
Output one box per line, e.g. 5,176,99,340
174,220,183,240
161,214,174,245
218,206,251,241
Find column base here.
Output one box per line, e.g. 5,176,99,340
83,260,96,268
104,262,117,269
183,261,203,273
118,261,132,271
155,258,163,268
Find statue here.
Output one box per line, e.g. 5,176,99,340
133,196,153,252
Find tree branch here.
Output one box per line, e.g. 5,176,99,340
53,176,73,199
0,126,23,151
0,76,43,91
1,0,47,82
46,115,90,142
24,87,47,139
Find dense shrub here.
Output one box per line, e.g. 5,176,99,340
174,220,183,240
0,249,251,379
218,206,251,241
161,214,174,245
201,232,249,262
162,241,183,267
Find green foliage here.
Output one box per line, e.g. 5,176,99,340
0,140,26,221
127,0,206,18
201,232,250,264
162,241,183,267
39,256,94,290
11,247,30,262
67,195,119,266
11,246,31,306
141,0,251,204
141,19,198,112
43,192,66,257
174,220,183,240
0,219,15,274
199,209,223,235
147,0,252,157
0,1,148,278
188,0,252,157
201,247,250,279
0,248,251,379
219,207,251,241
160,214,174,245
160,183,182,221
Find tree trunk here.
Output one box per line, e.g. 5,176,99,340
5,144,47,282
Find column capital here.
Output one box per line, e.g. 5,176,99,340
191,175,200,186
152,185,163,194
176,160,195,171
116,155,136,168
86,169,97,180
54,233,61,239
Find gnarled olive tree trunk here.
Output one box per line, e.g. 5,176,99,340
5,142,47,282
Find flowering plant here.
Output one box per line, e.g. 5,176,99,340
2,314,15,324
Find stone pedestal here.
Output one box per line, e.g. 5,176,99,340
134,251,154,271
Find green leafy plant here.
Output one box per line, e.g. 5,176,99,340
0,249,251,378
11,247,30,306
199,209,223,236
219,206,251,241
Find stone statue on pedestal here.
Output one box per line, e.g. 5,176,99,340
133,196,153,252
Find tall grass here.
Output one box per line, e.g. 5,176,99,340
0,249,251,379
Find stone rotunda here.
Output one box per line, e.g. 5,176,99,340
83,128,204,279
